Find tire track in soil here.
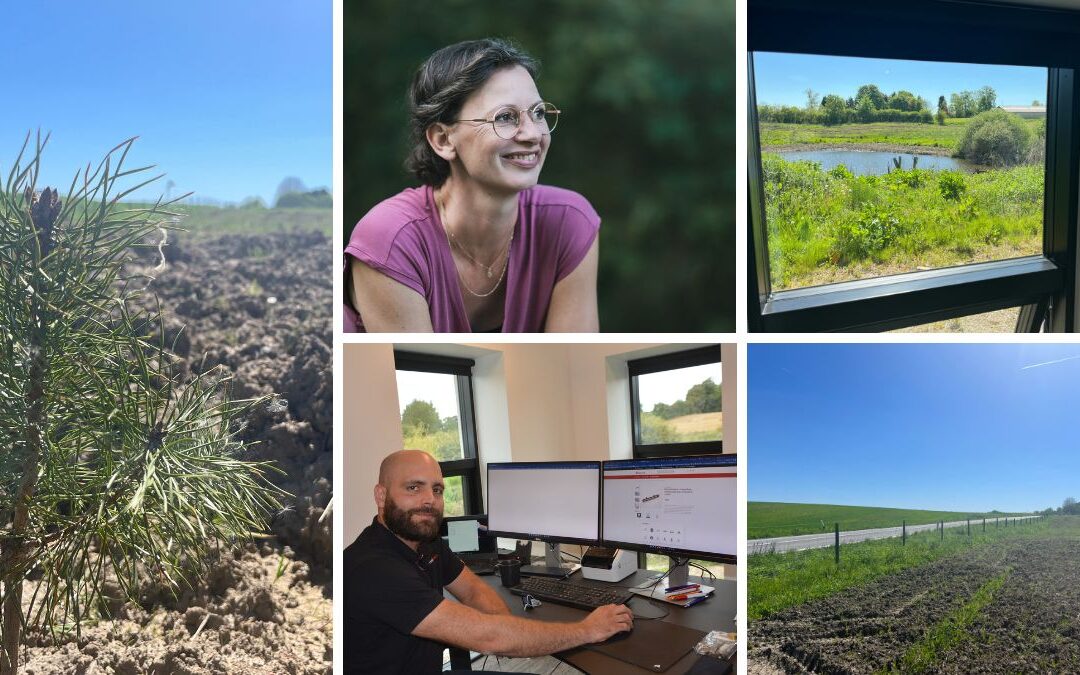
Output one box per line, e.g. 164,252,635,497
749,551,1010,674
928,539,1080,674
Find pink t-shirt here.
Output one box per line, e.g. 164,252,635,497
344,184,600,332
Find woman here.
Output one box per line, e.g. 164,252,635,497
345,39,600,332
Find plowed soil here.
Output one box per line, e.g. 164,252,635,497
20,227,333,674
750,522,1080,674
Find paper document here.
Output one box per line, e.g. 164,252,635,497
448,520,479,553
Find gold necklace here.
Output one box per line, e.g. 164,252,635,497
435,192,515,298
456,228,514,298
436,192,515,279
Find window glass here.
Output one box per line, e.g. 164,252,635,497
754,52,1047,291
442,476,465,518
634,363,722,445
395,370,465,462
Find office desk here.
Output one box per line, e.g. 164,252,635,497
450,570,735,675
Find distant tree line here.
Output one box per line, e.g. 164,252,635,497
647,378,721,419
1043,497,1080,516
758,83,998,127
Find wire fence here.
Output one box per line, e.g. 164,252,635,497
747,514,1043,557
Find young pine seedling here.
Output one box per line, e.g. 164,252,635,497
0,133,285,675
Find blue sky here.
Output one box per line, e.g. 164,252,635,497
754,52,1047,109
750,343,1080,513
0,1,330,205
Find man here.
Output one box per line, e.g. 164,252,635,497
344,450,633,673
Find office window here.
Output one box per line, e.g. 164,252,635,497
394,351,482,517
629,346,723,459
748,0,1079,332
756,53,1047,296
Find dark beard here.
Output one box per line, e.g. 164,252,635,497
383,494,442,543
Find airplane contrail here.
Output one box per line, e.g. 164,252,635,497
1020,354,1080,370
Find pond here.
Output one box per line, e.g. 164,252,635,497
776,149,977,175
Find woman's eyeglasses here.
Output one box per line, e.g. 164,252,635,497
453,102,560,139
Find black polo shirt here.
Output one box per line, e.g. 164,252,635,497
344,516,465,674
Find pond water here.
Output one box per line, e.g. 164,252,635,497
776,149,977,175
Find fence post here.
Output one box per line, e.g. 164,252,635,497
983,518,985,533
902,519,906,546
834,523,840,565
967,519,970,536
940,520,943,541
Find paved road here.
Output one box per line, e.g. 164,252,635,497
748,515,1040,554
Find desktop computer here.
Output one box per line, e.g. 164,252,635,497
486,461,601,576
602,454,737,593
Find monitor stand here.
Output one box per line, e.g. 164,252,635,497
520,542,580,577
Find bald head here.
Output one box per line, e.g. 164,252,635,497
378,449,442,486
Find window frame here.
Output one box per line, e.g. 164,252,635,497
394,351,484,515
747,0,1080,332
627,345,724,459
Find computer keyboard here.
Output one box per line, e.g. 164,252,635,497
510,576,634,611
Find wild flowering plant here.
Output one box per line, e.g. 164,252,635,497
0,133,284,674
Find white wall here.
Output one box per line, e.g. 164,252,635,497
342,343,402,544
342,342,739,560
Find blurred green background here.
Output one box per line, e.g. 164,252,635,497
345,0,734,332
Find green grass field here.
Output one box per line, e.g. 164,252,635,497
748,512,1051,620
123,202,331,236
763,155,1043,289
748,501,1031,539
758,117,1042,152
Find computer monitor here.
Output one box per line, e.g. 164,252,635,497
602,454,737,584
487,461,602,574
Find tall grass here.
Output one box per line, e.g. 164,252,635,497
762,155,1043,289
748,515,1050,620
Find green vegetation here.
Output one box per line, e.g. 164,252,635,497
762,154,1043,289
399,399,465,515
885,569,1011,674
275,188,332,209
758,83,998,127
0,136,285,673
169,203,330,236
956,109,1033,166
638,376,722,443
748,514,1048,620
748,502,1030,539
759,116,1044,152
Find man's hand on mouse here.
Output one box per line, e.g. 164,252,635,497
581,604,634,642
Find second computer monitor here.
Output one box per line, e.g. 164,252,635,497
602,454,737,564
486,461,601,544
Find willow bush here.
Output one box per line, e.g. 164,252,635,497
0,133,285,674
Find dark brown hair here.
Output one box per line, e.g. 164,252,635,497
406,39,539,186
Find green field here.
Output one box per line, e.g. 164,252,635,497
763,156,1043,289
124,202,331,236
759,117,1042,152
748,501,1030,539
748,511,1049,620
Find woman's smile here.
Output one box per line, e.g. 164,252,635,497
501,149,541,169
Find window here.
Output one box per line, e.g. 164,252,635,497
628,346,727,578
394,351,482,516
748,0,1079,332
629,346,723,457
